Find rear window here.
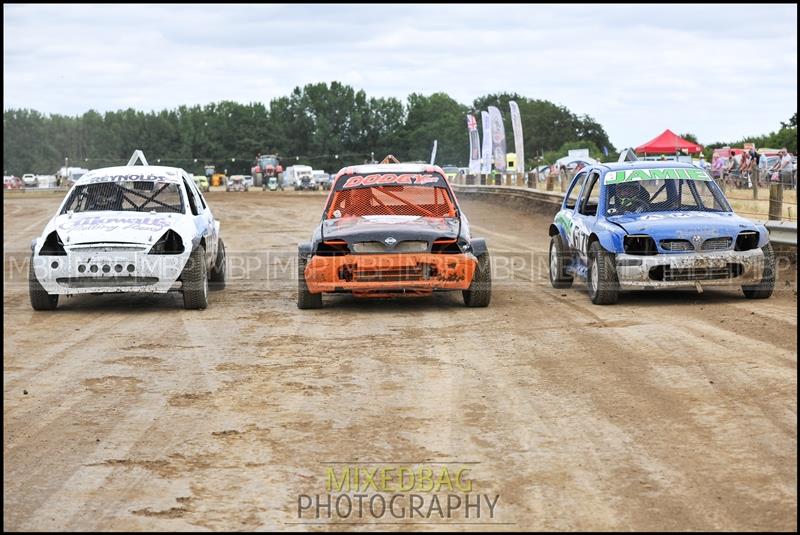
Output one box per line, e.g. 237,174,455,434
61,181,184,214
326,172,456,219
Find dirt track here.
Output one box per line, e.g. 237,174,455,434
3,190,797,531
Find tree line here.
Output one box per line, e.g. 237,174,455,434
3,82,616,176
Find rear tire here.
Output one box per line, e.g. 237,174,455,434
182,246,208,309
587,241,619,305
209,238,226,291
297,253,322,309
463,252,491,307
29,256,58,310
742,243,775,299
549,235,574,289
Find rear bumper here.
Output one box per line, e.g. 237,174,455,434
614,248,765,289
304,253,477,294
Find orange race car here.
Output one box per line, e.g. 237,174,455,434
297,160,491,308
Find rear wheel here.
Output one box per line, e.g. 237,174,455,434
587,241,619,305
297,253,322,309
29,255,58,310
549,235,574,289
463,252,491,307
209,238,226,291
742,243,775,299
182,246,208,309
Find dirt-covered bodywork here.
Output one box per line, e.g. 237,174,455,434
297,163,491,308
548,161,775,304
29,160,226,310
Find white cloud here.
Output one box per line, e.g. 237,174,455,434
3,3,797,148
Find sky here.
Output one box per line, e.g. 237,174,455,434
3,3,797,149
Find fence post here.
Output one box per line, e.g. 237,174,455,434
768,183,783,220
752,166,759,200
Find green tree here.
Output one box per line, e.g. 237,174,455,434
3,84,625,176
398,92,468,165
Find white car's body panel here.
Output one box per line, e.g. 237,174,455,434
31,163,221,297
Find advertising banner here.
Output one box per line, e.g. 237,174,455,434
467,115,481,174
488,106,507,171
480,111,492,174
509,101,525,174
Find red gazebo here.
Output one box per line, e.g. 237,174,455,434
635,129,703,155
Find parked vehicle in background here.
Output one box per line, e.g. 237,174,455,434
442,166,459,182
22,174,38,187
28,151,226,310
4,175,23,190
193,174,210,192
534,165,550,182
758,154,781,184
284,165,316,190
242,175,254,189
35,175,57,188
313,170,331,190
549,161,775,304
226,175,249,192
213,173,227,187
251,154,283,188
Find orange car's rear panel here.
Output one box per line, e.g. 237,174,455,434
305,253,477,295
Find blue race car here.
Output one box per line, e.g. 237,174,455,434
548,161,775,304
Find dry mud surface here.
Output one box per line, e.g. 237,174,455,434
3,191,797,531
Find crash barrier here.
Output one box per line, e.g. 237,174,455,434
451,184,798,250
762,220,797,248
459,172,538,188
459,170,588,193
452,184,563,219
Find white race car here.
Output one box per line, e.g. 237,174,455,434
28,151,226,310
